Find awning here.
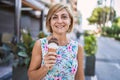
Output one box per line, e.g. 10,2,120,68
22,0,45,11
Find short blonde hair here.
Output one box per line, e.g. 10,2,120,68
46,3,74,33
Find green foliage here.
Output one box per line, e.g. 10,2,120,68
88,6,116,26
13,30,47,67
113,17,120,27
84,32,97,56
37,31,47,38
0,44,13,65
0,29,48,67
102,17,120,40
13,31,35,67
87,7,103,25
2,30,35,67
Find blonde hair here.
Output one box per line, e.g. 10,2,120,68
46,3,74,33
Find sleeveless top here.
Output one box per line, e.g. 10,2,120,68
40,38,79,80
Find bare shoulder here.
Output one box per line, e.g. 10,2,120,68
34,39,41,47
77,44,84,58
32,39,42,55
78,44,83,52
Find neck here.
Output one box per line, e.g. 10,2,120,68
51,33,69,46
52,33,67,40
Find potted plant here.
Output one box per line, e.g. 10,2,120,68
84,31,97,76
11,30,35,80
10,30,47,80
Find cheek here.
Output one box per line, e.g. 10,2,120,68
50,21,55,30
67,21,71,27
67,19,71,26
50,20,55,27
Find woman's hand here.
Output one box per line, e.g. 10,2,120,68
43,52,57,70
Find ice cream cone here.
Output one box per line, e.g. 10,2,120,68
48,48,57,52
47,37,59,70
48,37,59,52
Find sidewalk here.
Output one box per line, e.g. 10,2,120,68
85,75,98,80
0,65,12,80
0,66,97,80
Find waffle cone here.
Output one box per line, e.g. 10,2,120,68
48,48,57,52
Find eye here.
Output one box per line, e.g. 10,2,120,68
51,16,58,20
62,15,69,19
63,16,67,19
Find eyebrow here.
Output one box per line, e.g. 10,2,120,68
52,13,68,17
52,14,57,17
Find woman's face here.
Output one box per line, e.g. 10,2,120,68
50,9,71,34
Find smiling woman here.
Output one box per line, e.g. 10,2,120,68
28,3,85,80
50,9,71,35
46,4,74,34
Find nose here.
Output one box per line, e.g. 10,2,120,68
57,17,62,23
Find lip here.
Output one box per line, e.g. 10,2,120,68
56,26,64,29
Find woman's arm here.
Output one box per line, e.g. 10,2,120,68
27,40,49,80
75,45,85,80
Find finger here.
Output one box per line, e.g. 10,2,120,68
45,59,56,64
44,61,56,70
48,52,57,57
48,56,57,60
44,55,57,61
49,60,56,64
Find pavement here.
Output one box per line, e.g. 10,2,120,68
0,65,12,80
0,66,97,80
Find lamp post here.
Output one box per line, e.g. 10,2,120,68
14,0,21,43
40,10,44,31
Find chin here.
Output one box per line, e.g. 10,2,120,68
54,30,67,34
57,32,66,35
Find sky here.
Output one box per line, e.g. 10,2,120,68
114,0,120,17
77,0,97,27
77,0,120,28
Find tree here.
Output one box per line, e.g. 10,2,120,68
87,6,116,28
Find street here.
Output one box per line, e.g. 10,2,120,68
95,36,120,80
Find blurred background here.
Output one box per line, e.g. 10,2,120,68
0,0,120,80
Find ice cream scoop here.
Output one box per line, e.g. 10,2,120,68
48,37,59,52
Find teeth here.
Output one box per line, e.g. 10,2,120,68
56,26,64,29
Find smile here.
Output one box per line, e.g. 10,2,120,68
56,26,64,29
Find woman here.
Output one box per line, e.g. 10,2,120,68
28,3,85,80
